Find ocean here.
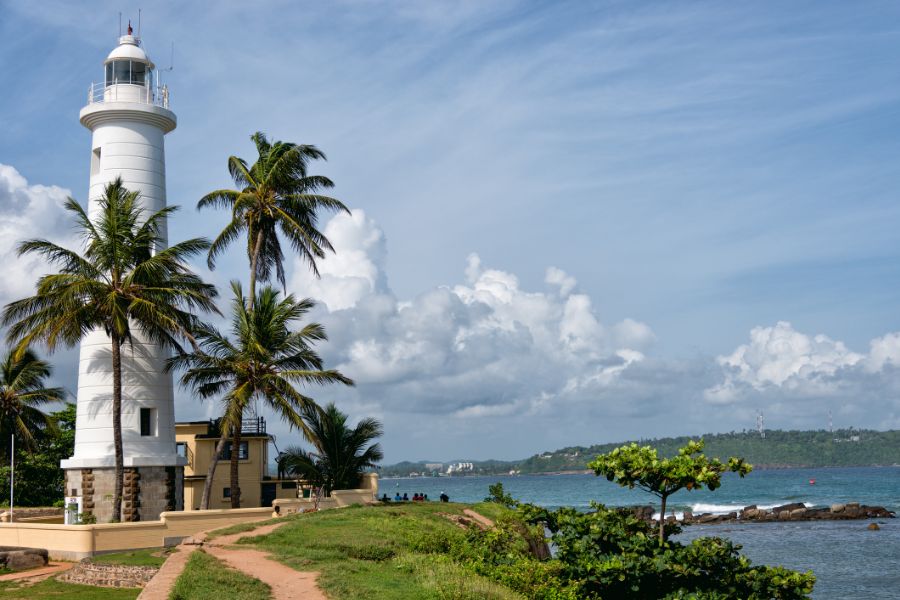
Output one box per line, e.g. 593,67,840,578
383,467,900,599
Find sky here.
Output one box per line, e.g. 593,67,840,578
2,1,900,462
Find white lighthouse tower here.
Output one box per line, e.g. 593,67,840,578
61,25,184,522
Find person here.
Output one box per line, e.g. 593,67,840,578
412,493,419,501
402,493,409,501
381,493,390,503
423,494,429,501
440,491,449,503
394,492,402,502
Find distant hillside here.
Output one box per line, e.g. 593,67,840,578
380,429,900,477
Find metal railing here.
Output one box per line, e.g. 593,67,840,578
86,81,170,109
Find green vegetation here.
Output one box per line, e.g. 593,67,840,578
2,178,218,522
0,348,62,458
383,429,900,476
219,493,813,599
92,548,170,568
589,439,751,541
277,402,382,494
170,550,271,600
0,577,139,599
230,502,529,599
0,403,74,507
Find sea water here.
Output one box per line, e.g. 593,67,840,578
383,467,900,599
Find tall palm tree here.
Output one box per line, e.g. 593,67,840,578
168,282,353,509
0,348,63,459
277,403,382,495
2,179,218,521
198,132,350,504
199,131,350,300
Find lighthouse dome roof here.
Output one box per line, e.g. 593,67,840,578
106,35,153,66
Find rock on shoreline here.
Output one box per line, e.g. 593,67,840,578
628,502,895,525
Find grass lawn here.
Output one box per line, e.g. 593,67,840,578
0,577,140,599
92,548,170,568
170,550,271,600
227,502,523,599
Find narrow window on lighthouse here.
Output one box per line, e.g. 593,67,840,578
140,408,156,436
91,148,101,175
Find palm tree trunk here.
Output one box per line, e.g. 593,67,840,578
248,230,264,307
111,334,124,522
199,435,229,510
230,427,242,508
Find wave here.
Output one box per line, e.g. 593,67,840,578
689,502,812,515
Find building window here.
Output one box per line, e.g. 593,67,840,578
281,481,297,490
223,487,231,498
219,441,249,460
176,442,187,458
140,408,156,436
91,148,101,175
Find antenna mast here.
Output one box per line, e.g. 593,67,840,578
137,9,142,39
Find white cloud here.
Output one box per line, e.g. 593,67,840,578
286,210,655,422
0,164,75,309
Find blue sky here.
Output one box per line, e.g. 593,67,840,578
2,1,900,461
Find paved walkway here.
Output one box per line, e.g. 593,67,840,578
0,561,73,583
139,519,326,600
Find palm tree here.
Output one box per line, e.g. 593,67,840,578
2,179,218,522
277,402,382,495
199,131,350,300
198,132,350,505
168,282,353,509
0,348,63,459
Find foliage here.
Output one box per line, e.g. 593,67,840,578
519,502,815,599
276,402,382,494
0,403,74,507
199,131,349,294
485,482,519,508
588,439,752,541
2,178,217,521
169,283,352,507
171,550,272,600
0,348,62,458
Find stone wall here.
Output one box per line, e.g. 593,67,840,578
59,560,158,588
64,466,184,523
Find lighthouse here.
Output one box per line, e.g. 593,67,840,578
61,26,184,522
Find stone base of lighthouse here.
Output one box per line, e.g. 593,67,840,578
64,466,183,523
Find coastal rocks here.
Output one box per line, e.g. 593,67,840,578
679,501,895,526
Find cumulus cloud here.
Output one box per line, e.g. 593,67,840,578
286,210,655,422
0,164,75,309
705,321,900,422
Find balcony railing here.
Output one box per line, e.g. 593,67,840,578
86,81,170,109
205,416,267,438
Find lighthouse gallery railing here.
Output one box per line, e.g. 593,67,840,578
86,81,170,109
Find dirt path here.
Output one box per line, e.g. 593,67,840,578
462,509,495,529
205,521,326,600
137,544,199,600
0,561,73,584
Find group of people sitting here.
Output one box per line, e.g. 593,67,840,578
381,491,450,503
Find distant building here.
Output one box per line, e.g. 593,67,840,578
425,463,444,473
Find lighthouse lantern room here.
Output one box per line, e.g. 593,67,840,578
61,25,184,523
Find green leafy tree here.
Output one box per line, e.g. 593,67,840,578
588,439,751,542
169,283,353,508
484,482,518,508
2,179,218,521
0,348,63,458
276,402,381,495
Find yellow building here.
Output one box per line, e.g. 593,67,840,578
176,418,300,510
